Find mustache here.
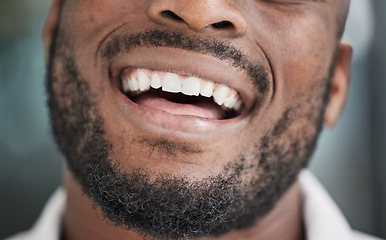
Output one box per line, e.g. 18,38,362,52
100,29,269,94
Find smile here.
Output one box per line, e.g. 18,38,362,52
108,48,265,139
120,68,244,120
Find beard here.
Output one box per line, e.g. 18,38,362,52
46,28,333,240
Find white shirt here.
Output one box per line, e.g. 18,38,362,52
5,170,383,240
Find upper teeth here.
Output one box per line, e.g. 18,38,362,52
121,68,243,112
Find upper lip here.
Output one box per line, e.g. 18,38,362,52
108,47,264,110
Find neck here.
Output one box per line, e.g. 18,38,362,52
63,169,304,240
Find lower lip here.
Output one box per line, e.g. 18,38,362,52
113,87,250,140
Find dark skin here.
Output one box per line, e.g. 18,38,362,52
43,0,352,239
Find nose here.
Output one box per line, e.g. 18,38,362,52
147,0,247,36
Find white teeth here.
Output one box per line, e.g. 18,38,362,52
234,100,242,111
162,73,181,93
122,77,131,93
150,73,162,89
200,81,214,98
213,85,229,105
222,90,243,111
128,75,139,92
137,70,150,91
121,69,244,112
181,77,200,96
223,93,237,109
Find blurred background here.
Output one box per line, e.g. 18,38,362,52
0,0,385,238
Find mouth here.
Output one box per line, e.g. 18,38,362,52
119,68,246,120
107,47,265,139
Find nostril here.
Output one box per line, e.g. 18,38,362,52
211,21,234,29
156,10,242,34
161,10,184,22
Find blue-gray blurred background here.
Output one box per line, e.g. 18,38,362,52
0,0,385,238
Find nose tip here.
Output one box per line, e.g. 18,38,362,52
147,0,247,36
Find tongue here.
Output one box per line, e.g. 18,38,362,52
135,93,226,120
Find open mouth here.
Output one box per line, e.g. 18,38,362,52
118,68,246,120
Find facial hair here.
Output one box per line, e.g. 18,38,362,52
47,27,333,240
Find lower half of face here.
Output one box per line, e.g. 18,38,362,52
47,24,332,239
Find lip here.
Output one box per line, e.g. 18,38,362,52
113,86,250,140
110,47,259,109
107,47,266,140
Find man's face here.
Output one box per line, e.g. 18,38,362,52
46,0,349,239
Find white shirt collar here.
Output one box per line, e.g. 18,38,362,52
6,188,66,240
299,170,353,240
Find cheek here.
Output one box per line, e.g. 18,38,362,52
58,0,154,101
60,0,148,55
242,6,336,105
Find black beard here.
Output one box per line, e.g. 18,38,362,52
46,28,331,240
